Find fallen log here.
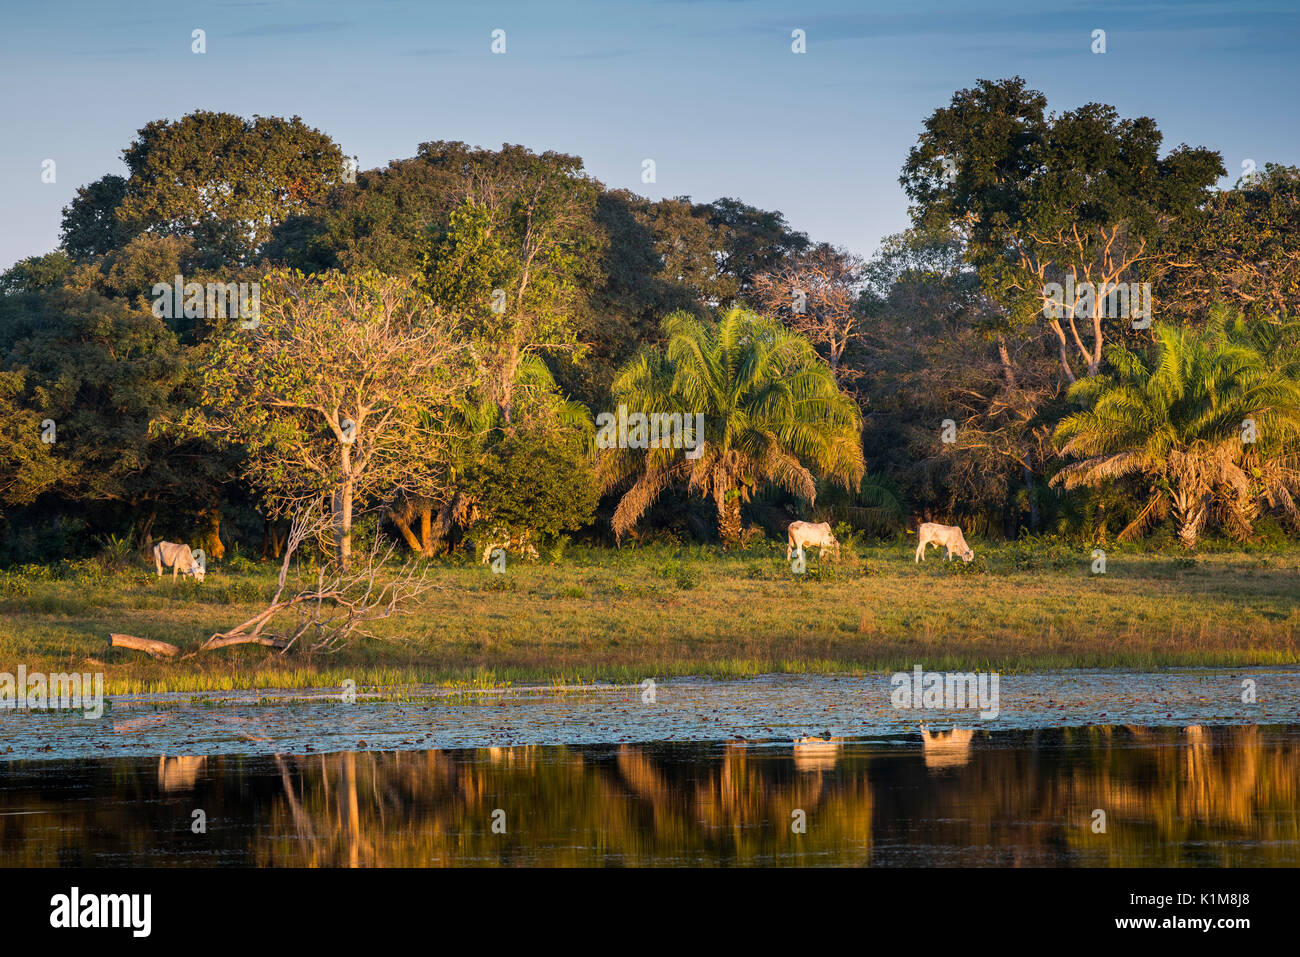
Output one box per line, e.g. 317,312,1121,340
109,634,180,659
195,633,288,653
109,632,287,660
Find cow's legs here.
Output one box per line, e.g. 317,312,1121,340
786,538,794,561
915,540,925,563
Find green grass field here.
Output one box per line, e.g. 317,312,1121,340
2,538,1298,694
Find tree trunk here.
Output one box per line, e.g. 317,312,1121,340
337,488,353,568
137,507,157,563
1023,460,1039,533
388,510,423,555
262,521,286,559
1046,319,1078,384
419,506,434,557
716,489,742,549
497,342,521,426
1171,485,1208,549
109,633,179,660
336,445,354,568
199,507,225,561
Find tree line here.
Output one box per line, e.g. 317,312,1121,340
2,76,1298,566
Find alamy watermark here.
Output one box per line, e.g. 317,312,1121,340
152,275,260,328
1042,276,1151,329
1,667,104,719
50,887,150,937
890,664,999,719
596,404,704,459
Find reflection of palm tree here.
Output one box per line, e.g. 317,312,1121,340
232,732,1300,866
250,743,877,866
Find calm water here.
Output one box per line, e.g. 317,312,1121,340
3,725,1298,866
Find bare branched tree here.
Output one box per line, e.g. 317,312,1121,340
750,243,868,382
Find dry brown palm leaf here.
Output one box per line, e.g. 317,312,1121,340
1117,494,1168,541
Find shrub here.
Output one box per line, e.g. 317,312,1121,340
545,534,570,564
470,435,600,541
95,533,134,572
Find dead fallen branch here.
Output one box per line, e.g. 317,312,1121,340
192,633,289,653
109,633,180,659
110,630,286,660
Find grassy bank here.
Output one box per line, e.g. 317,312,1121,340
2,539,1298,694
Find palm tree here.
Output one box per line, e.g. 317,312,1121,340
601,308,865,546
1051,321,1300,547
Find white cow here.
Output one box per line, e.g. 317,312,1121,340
786,521,839,560
914,522,974,563
153,541,205,581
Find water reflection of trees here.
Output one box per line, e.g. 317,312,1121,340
0,726,1296,866
1057,725,1300,866
255,743,874,866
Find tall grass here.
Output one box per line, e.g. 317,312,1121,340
2,538,1298,694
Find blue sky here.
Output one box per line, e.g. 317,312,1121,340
1,0,1297,269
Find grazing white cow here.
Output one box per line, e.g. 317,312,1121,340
153,541,205,581
914,522,974,563
786,521,839,561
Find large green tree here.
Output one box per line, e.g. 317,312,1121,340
388,353,594,557
857,227,1064,534
63,111,345,267
195,269,471,567
902,77,1223,382
0,280,224,540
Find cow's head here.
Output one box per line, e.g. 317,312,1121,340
960,546,974,563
